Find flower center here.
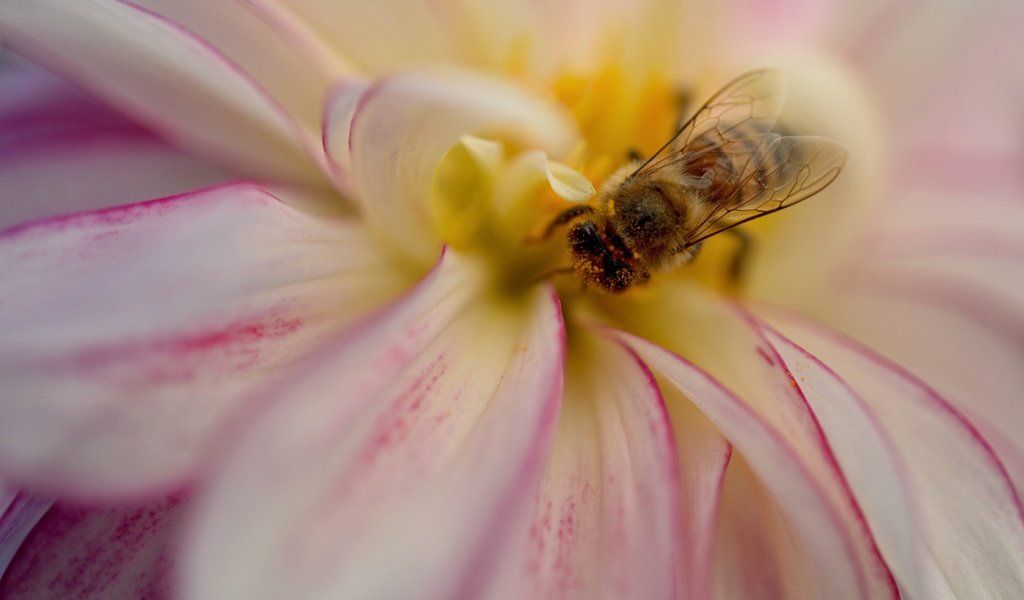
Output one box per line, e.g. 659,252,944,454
429,64,747,301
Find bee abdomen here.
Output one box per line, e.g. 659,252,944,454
685,122,791,207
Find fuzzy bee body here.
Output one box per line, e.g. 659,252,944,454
555,69,848,293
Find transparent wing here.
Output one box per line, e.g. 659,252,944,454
683,135,848,245
633,69,784,179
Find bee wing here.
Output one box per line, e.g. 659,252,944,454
684,135,848,245
633,69,784,178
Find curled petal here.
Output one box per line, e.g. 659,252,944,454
0,0,325,183
0,496,184,598
334,70,578,262
0,491,52,579
0,183,406,499
182,253,565,600
764,311,1024,598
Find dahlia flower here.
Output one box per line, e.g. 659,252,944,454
1,1,1022,599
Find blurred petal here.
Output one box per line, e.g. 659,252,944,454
722,0,839,53
130,0,353,131
0,496,183,599
337,70,578,262
765,312,1024,598
0,0,325,184
0,56,227,229
273,0,545,75
0,183,406,499
500,334,682,598
739,57,885,311
713,455,840,600
182,254,565,600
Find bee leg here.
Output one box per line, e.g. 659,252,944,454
530,204,596,243
724,228,753,285
626,148,644,162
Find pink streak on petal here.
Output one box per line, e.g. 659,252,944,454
755,322,926,597
182,255,566,600
614,330,879,598
0,495,185,599
0,57,228,228
0,182,397,499
507,335,684,598
764,309,1024,597
610,287,897,597
127,0,345,135
0,0,326,184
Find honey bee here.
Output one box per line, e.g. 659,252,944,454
545,69,848,292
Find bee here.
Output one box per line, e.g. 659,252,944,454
544,69,848,293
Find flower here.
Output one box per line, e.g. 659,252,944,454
1,1,1022,599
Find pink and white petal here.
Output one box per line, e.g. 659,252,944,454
0,492,52,579
611,284,896,597
182,254,565,600
721,0,840,53
500,333,681,599
0,496,185,599
0,0,325,185
764,312,1024,598
0,183,408,499
128,0,353,132
662,390,732,600
712,455,837,600
0,56,227,228
339,71,578,262
753,323,926,596
843,2,1024,146
615,329,891,598
817,279,1024,495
